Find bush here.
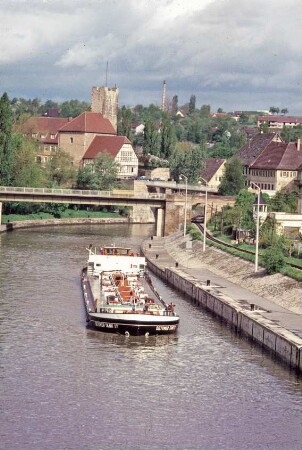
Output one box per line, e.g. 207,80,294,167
263,245,286,274
189,228,202,240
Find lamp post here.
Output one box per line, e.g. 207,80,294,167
198,176,208,252
179,174,188,236
250,182,260,272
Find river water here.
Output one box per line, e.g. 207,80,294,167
0,224,301,450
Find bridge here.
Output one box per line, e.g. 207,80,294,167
0,185,235,236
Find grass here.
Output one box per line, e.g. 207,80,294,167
193,224,302,282
2,209,122,223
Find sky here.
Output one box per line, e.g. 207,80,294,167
1,0,302,114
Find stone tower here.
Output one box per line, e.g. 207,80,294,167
91,86,119,132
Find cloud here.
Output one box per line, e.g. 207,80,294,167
0,0,301,113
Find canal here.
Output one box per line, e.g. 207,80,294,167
0,224,301,450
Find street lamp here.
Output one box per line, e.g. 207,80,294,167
249,181,260,272
179,174,188,236
198,176,208,252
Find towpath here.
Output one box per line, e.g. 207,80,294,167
143,232,302,340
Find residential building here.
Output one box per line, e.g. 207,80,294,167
58,111,138,178
236,133,302,194
82,135,138,179
18,116,69,163
199,158,226,191
235,133,283,178
131,123,145,135
257,115,302,129
58,111,116,166
248,140,302,193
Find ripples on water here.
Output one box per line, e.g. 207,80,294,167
0,225,301,450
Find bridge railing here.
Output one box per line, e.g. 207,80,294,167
0,186,166,200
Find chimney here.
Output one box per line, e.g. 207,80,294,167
161,80,166,112
297,138,301,151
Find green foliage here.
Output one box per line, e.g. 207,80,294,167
269,106,280,115
43,203,69,218
10,134,44,187
44,150,76,188
171,95,178,115
143,118,160,156
280,125,302,143
270,188,299,213
60,99,90,118
263,241,286,274
259,122,269,134
0,92,14,185
189,95,196,114
218,156,245,195
76,153,119,190
189,228,202,240
169,142,204,183
117,106,132,139
2,208,121,223
234,189,255,230
160,114,176,159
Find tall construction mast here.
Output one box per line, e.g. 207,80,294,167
161,80,166,112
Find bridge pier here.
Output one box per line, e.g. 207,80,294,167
156,208,164,236
164,195,192,236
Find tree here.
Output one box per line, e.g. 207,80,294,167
263,240,285,274
143,118,160,156
117,106,132,139
76,153,119,190
171,95,178,115
10,134,44,187
44,150,76,188
200,105,210,116
218,156,245,195
259,122,269,133
280,108,288,115
217,107,224,113
269,106,280,115
189,95,196,115
234,189,255,230
0,92,14,185
270,188,299,213
160,114,176,159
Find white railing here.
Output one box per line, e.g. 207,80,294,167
0,186,166,200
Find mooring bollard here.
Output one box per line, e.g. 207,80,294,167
149,244,151,248
250,304,255,311
156,254,159,259
206,280,210,286
175,262,178,268
151,236,153,240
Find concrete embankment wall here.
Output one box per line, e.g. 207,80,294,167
0,217,128,233
146,257,302,373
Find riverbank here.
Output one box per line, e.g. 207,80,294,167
143,232,302,372
0,217,128,233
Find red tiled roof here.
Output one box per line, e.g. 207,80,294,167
258,115,302,124
200,158,225,181
59,112,116,134
83,135,132,159
20,116,69,135
251,141,302,170
235,133,280,166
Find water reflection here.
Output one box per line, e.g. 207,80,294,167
0,224,301,450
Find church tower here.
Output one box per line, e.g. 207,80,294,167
91,86,119,132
